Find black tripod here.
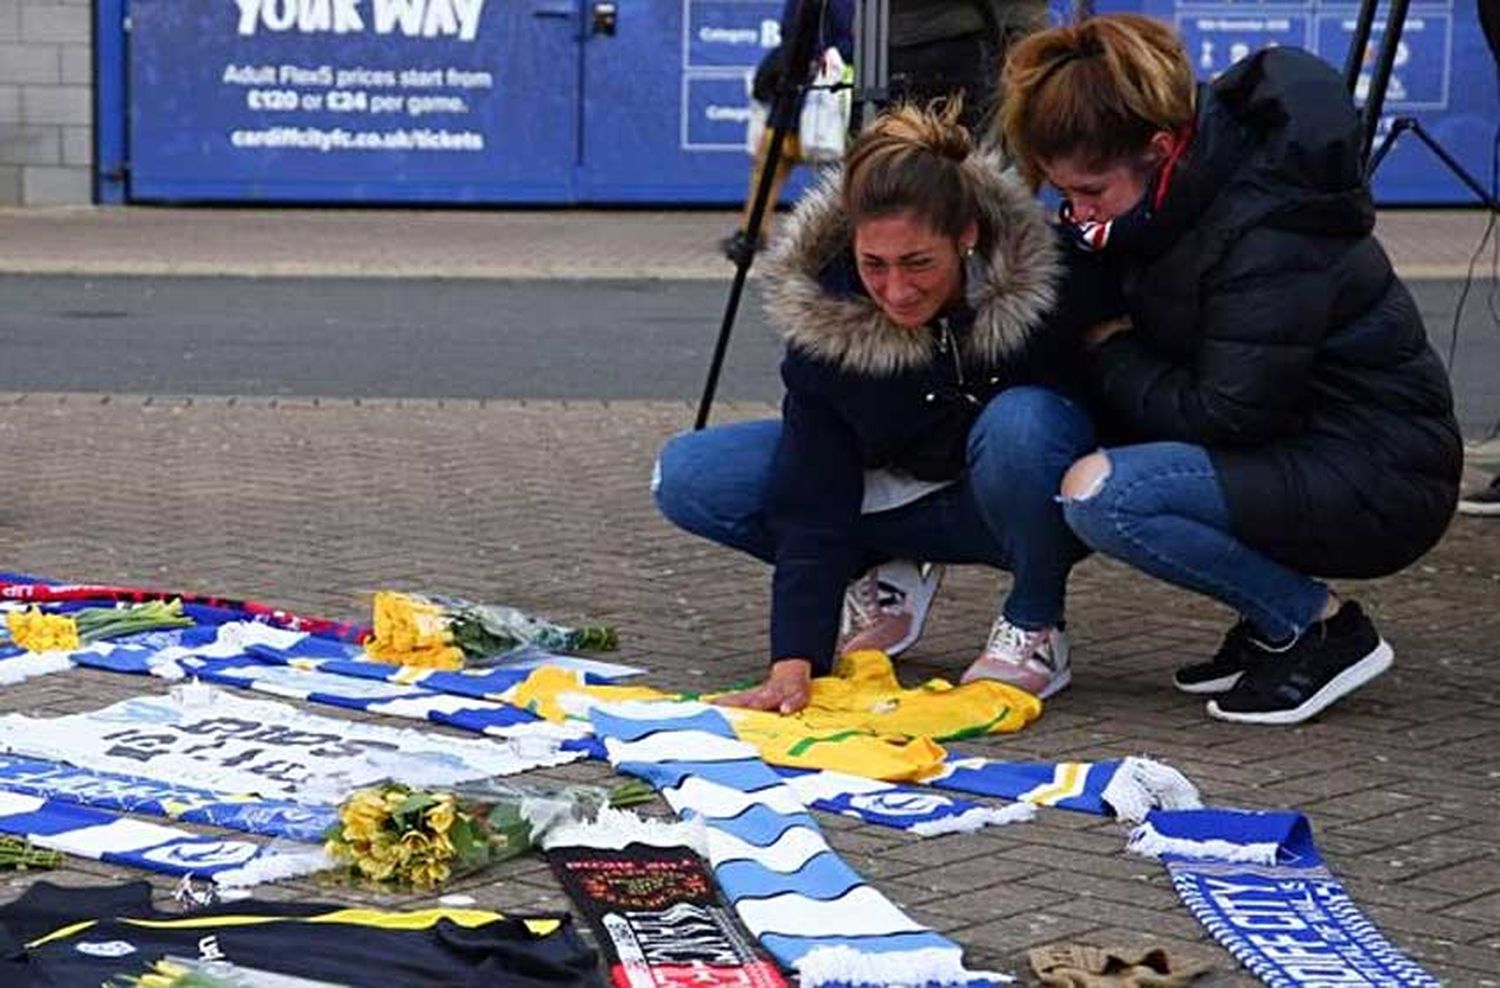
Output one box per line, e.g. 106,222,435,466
1348,0,1498,207
693,0,827,430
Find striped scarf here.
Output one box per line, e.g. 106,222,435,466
587,700,1007,988
0,790,329,886
1129,808,1440,987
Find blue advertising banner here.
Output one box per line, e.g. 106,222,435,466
125,0,788,203
686,0,782,68
113,0,1495,204
1175,10,1316,76
1121,0,1497,203
129,1,575,201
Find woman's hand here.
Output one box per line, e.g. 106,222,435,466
1084,316,1133,349
713,658,813,715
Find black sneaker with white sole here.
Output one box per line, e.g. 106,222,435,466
1174,619,1265,694
1458,475,1500,516
1207,601,1392,725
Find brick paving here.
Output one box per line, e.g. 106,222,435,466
1,393,1497,985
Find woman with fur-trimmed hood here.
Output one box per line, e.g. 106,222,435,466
654,103,1115,712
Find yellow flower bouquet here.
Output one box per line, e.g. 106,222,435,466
116,956,345,987
325,779,654,891
324,783,489,890
367,590,618,670
4,599,194,654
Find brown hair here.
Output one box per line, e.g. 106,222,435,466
842,100,978,239
999,14,1195,187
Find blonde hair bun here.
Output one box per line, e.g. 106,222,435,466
861,98,973,163
841,99,979,238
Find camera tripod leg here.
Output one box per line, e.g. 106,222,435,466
693,107,795,431
1369,117,1499,210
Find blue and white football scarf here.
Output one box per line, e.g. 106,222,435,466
588,701,1009,988
0,752,335,842
72,620,636,695
0,690,583,800
0,790,330,886
60,643,1036,839
774,767,1035,836
930,755,1200,822
162,654,579,740
1128,808,1440,987
0,647,73,685
42,620,1193,834
1,599,641,691
70,640,597,754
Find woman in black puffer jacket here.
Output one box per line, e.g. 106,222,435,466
1000,15,1462,726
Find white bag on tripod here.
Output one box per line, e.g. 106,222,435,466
799,47,851,163
745,99,768,157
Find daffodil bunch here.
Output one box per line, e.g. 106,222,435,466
367,590,618,670
3,608,80,652
116,956,345,987
325,779,655,891
0,835,62,871
368,592,465,669
117,958,233,988
324,783,494,890
4,599,194,654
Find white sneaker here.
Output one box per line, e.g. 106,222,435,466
961,616,1071,699
838,561,944,657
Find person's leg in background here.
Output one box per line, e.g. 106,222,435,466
889,32,993,132
722,131,801,263
1060,443,1392,725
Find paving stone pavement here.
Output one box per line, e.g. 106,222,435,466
1,394,1498,986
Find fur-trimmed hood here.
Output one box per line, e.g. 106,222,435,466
760,151,1062,377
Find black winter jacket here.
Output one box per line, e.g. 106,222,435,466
759,157,1108,672
1086,47,1462,579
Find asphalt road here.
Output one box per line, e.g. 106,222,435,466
3,274,1498,437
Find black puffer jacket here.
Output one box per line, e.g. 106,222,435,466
1086,47,1462,579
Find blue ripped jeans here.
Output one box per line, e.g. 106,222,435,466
1061,442,1329,642
653,387,1094,631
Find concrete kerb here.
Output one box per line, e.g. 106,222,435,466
0,258,738,280
0,205,1493,281
0,259,1487,281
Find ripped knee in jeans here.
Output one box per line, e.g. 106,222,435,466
1060,451,1112,502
